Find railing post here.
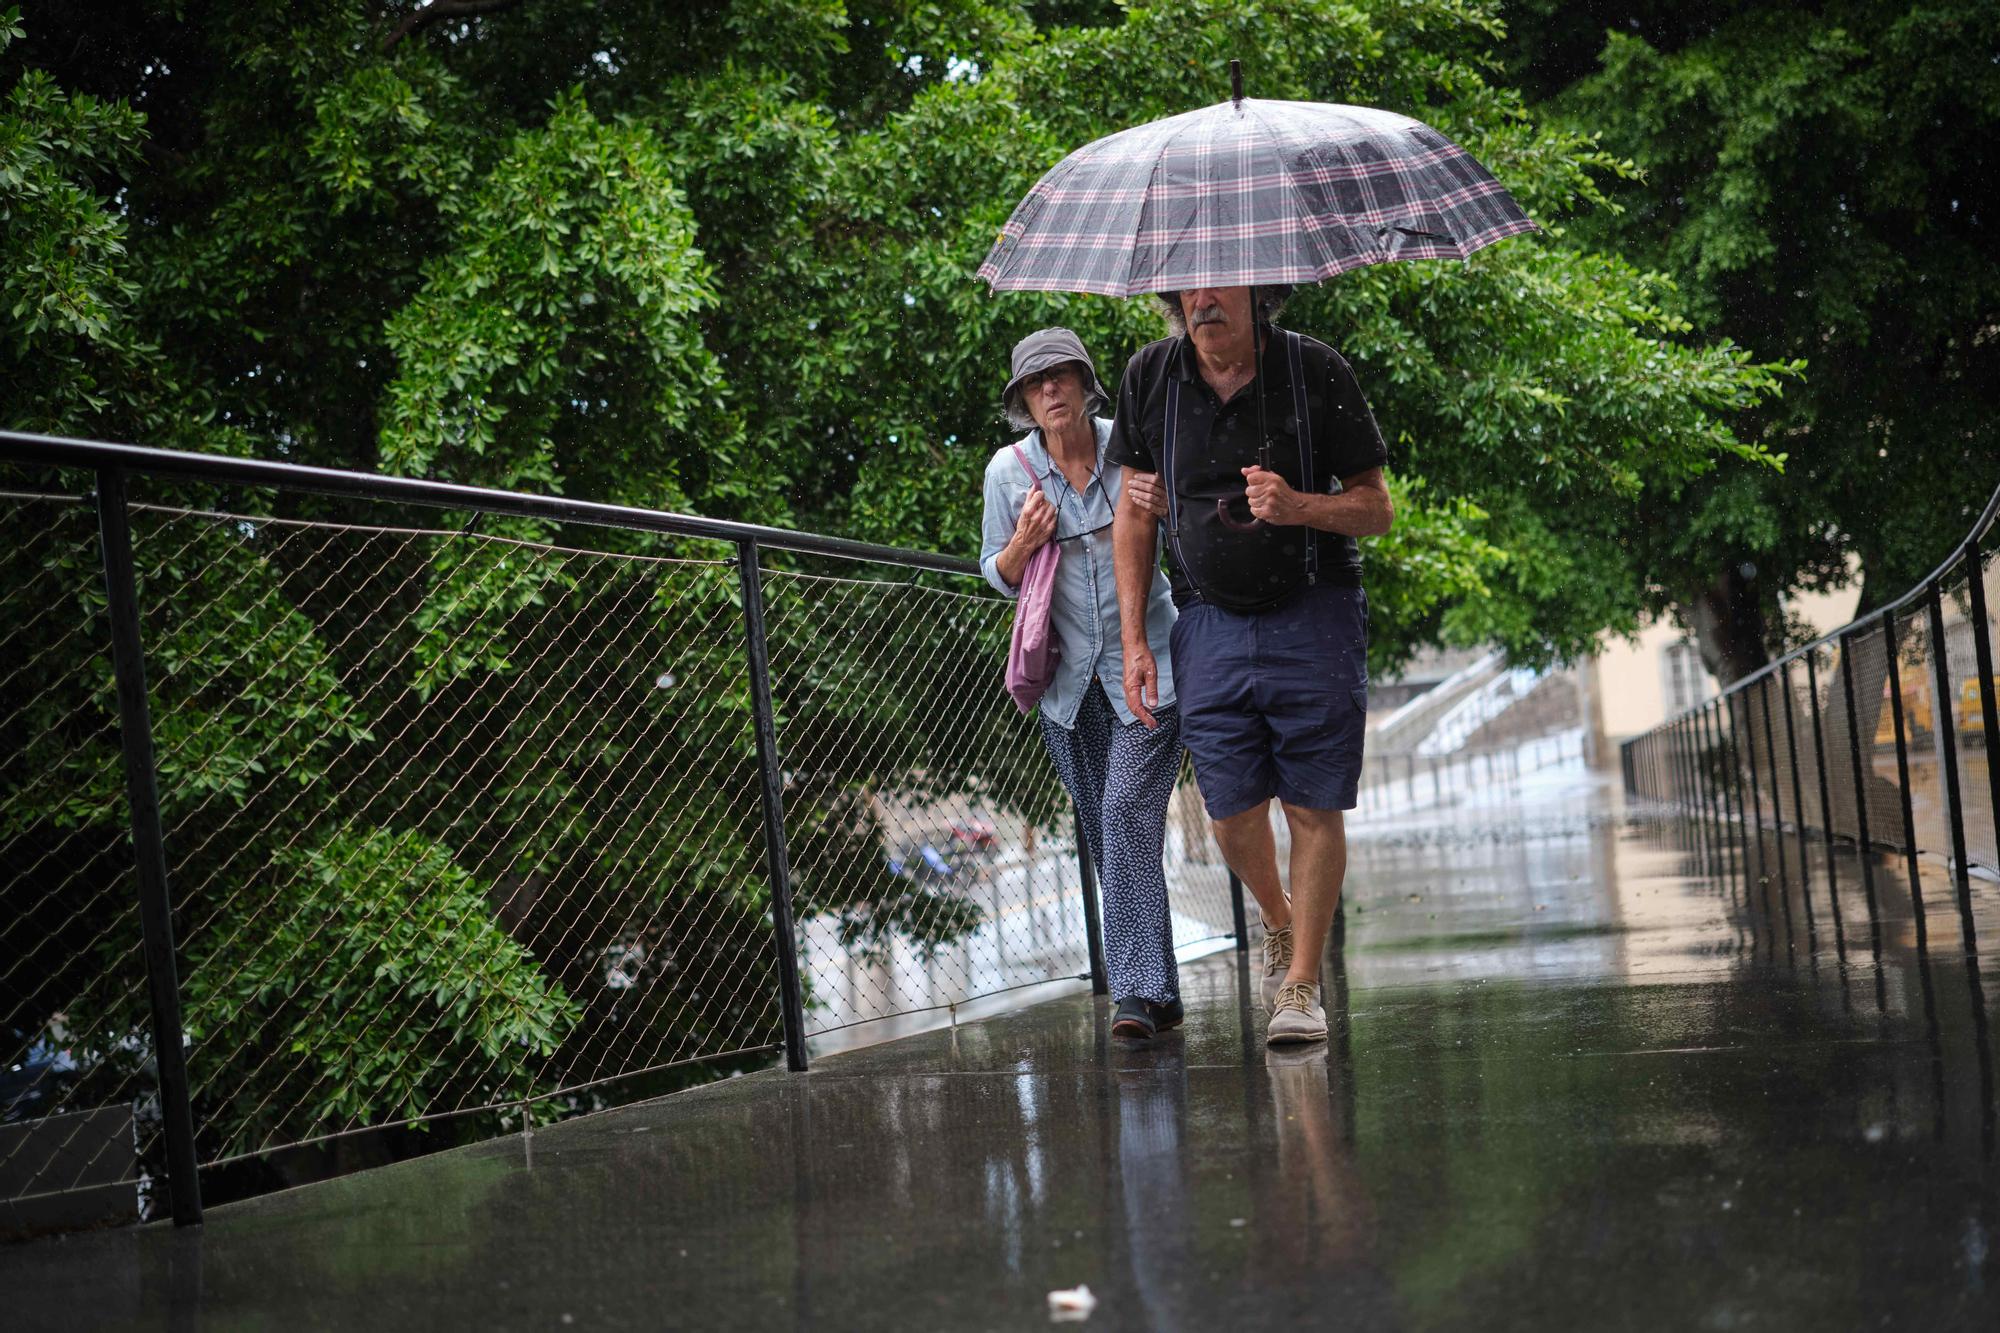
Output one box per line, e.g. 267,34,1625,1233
1730,691,1772,934
1927,585,1973,907
1779,663,1816,935
736,540,809,1073
1718,699,1743,898
1073,815,1109,995
1807,651,1840,900
1966,547,2000,871
1697,708,1718,876
1736,691,1766,878
1882,615,1927,945
1806,652,1848,954
1838,633,1880,917
1715,701,1737,889
1660,724,1676,823
94,468,201,1227
1229,869,1249,954
1757,679,1796,947
1686,717,1708,863
1673,719,1694,852
1757,680,1788,882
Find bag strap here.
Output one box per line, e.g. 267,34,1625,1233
1010,440,1039,486
1286,329,1319,586
1011,440,1051,531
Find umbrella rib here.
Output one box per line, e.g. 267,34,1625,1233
1117,116,1196,299
1239,100,1344,283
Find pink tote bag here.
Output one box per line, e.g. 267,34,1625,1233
1004,445,1061,714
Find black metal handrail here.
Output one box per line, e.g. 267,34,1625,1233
1623,479,2000,950
1682,482,2000,701
0,432,1137,1231
0,430,980,577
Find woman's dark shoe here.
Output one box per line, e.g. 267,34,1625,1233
1111,997,1156,1039
1112,997,1185,1039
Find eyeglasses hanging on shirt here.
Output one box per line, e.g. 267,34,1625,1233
1054,516,1115,543
1033,471,1115,544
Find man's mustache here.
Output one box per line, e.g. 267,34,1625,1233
1191,305,1228,328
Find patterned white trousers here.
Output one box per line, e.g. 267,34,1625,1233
1039,683,1184,1004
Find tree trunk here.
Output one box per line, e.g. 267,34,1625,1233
1679,561,1896,852
1814,567,1895,850
1686,562,1770,688
1684,565,1778,845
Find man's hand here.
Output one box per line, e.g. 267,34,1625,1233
1123,470,1168,519
1241,466,1307,525
1122,643,1160,729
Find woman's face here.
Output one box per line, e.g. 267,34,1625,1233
1021,363,1088,435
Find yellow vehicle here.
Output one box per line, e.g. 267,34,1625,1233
1874,672,1990,747
1876,680,1930,748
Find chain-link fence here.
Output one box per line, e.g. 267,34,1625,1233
0,433,1245,1234
1625,486,2000,927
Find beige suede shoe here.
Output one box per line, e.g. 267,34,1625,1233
1260,923,1295,1013
1266,981,1328,1045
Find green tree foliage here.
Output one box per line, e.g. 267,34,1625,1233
0,6,158,432
184,826,579,1148
1504,0,2000,677
1,0,1788,1171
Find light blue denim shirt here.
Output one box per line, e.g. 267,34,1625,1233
979,416,1178,730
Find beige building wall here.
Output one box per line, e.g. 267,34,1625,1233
1594,568,1863,746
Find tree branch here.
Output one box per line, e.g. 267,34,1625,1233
380,0,527,53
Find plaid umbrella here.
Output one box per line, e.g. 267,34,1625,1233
977,92,1536,295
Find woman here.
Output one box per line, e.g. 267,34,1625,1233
979,327,1184,1039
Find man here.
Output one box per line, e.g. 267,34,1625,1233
1109,286,1392,1045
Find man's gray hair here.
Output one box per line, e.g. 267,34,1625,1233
1153,285,1293,334
1003,363,1110,432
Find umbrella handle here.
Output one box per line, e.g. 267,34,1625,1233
1217,496,1262,531
1217,440,1276,529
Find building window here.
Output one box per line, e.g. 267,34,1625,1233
1661,639,1710,716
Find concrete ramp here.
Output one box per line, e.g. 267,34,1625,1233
7,773,1998,1331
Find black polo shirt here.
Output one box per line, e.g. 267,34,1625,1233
1105,328,1388,609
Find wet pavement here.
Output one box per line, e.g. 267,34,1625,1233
8,765,2000,1330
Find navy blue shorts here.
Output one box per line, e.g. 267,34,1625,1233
1169,584,1369,819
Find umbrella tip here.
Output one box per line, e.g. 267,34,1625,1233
1230,58,1243,107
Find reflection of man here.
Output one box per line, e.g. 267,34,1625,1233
1112,286,1393,1044
1259,1043,1380,1295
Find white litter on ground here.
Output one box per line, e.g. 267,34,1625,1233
1047,1284,1098,1322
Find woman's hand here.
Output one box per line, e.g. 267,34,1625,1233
1123,471,1168,519
1012,486,1057,551
994,487,1056,587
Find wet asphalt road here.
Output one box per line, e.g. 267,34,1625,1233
7,764,1999,1330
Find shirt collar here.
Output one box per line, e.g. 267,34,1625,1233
1022,417,1113,482
1168,324,1285,385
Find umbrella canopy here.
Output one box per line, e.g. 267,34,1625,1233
977,96,1536,296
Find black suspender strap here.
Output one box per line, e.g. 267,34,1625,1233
1285,330,1320,585
1162,377,1200,592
